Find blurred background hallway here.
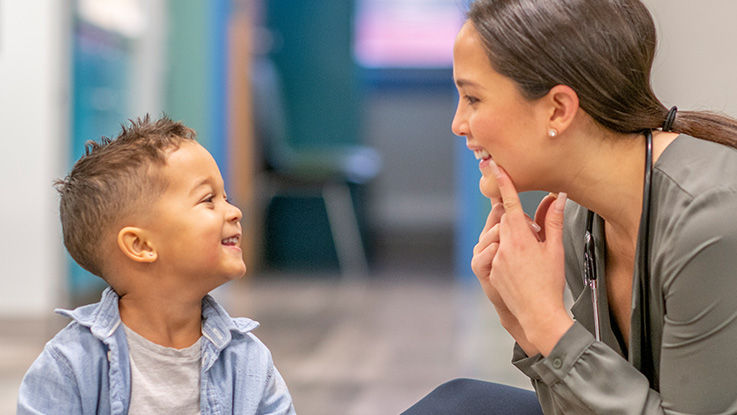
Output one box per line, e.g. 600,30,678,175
3,0,737,413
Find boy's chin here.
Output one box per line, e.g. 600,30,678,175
211,264,247,286
225,265,247,280
232,264,248,279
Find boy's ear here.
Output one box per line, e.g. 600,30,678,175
544,84,579,137
117,227,158,263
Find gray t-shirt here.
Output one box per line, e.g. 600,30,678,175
123,324,202,415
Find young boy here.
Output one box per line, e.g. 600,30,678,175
17,115,295,414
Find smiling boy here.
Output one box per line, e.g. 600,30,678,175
18,115,295,414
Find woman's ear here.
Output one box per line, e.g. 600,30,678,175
545,84,580,137
117,227,158,263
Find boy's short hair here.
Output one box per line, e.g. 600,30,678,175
55,115,196,278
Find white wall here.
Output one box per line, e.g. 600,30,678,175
644,0,737,117
0,1,71,316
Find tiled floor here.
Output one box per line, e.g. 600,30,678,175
227,274,531,415
1,274,531,414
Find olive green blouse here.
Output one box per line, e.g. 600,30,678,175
512,134,737,414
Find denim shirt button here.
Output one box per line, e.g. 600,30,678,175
552,358,562,369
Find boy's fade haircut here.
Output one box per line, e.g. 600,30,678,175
55,114,197,278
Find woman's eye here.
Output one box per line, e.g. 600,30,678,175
464,95,479,105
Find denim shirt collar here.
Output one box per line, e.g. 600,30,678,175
54,286,260,346
55,287,123,340
201,294,259,346
21,286,276,415
199,294,260,371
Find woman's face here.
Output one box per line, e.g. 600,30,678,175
451,21,546,200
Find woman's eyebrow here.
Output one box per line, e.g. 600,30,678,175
455,78,481,88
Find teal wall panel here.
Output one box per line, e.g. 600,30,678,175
265,0,360,149
165,0,213,150
69,22,132,296
165,0,230,173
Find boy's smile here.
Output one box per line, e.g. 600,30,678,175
142,141,246,291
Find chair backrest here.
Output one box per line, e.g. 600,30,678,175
250,56,295,171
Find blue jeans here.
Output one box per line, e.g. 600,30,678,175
402,379,543,415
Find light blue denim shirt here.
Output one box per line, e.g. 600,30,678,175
18,287,295,414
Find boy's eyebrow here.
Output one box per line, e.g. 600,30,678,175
189,177,214,196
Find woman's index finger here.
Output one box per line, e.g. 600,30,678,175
490,161,526,220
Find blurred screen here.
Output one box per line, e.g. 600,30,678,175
354,0,466,68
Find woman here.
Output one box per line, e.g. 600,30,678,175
404,0,737,414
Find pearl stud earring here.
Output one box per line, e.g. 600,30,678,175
548,128,558,137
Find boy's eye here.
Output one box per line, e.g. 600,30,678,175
202,194,215,204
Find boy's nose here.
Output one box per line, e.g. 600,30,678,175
228,203,243,223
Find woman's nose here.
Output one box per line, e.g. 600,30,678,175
451,105,467,137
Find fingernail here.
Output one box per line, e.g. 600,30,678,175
489,160,502,179
554,192,567,212
529,222,542,233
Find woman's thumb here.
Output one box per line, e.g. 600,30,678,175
545,192,567,245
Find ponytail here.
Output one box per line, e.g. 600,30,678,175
668,110,737,148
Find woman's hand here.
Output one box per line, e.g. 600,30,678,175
473,197,546,356
472,201,505,303
487,162,574,356
532,192,559,243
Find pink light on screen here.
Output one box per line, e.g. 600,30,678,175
354,0,465,68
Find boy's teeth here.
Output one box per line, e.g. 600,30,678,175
474,149,491,160
222,236,238,245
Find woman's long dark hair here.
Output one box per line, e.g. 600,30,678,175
468,0,737,148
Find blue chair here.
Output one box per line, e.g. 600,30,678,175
250,57,381,277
